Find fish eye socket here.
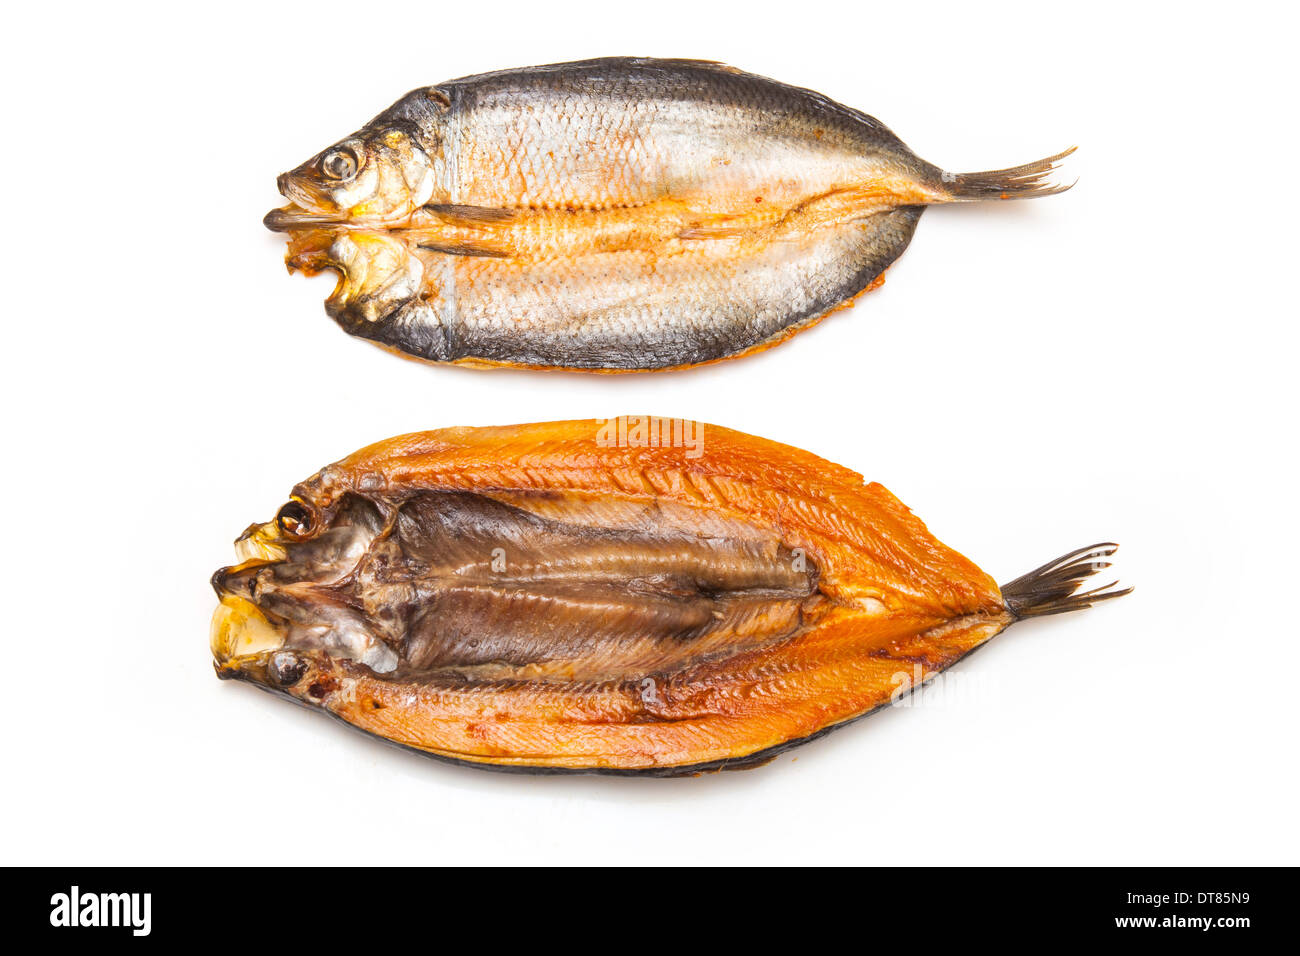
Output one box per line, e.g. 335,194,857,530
276,501,314,538
321,147,359,181
269,652,307,687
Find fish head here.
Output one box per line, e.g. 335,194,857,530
283,228,424,327
264,123,436,231
210,489,398,693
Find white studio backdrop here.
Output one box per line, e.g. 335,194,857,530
1,0,1296,865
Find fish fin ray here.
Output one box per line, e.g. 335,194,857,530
1000,541,1131,619
645,58,746,75
943,146,1078,201
416,242,511,259
424,203,519,226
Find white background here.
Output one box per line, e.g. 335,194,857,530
3,1,1296,865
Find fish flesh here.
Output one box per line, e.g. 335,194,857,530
210,418,1127,774
264,58,1074,371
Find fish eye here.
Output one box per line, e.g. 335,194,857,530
276,500,314,538
269,652,307,687
320,147,359,181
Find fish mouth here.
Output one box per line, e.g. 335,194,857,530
277,229,424,326
283,229,341,274
211,560,400,680
278,230,353,314
264,172,350,232
211,524,292,673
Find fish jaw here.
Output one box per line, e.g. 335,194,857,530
211,576,399,686
210,593,284,674
281,229,425,327
263,204,343,232
212,524,292,674
263,201,415,233
209,594,333,706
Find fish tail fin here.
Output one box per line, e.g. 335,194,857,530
1000,542,1131,619
940,146,1077,201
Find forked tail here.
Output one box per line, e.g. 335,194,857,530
942,146,1077,201
1001,542,1131,619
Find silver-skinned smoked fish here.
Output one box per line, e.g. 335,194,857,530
210,419,1128,774
264,58,1074,371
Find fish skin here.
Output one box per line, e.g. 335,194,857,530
210,419,1126,774
431,58,925,211
266,58,1073,371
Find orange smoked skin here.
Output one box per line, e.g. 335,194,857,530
288,421,1010,771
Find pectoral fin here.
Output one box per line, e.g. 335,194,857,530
416,242,511,258
424,203,520,226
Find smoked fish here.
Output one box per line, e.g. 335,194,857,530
210,419,1128,774
264,58,1074,371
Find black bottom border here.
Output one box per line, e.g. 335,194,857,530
13,866,1286,940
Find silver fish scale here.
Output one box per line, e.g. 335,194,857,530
435,58,909,211
354,208,924,370
453,87,666,209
